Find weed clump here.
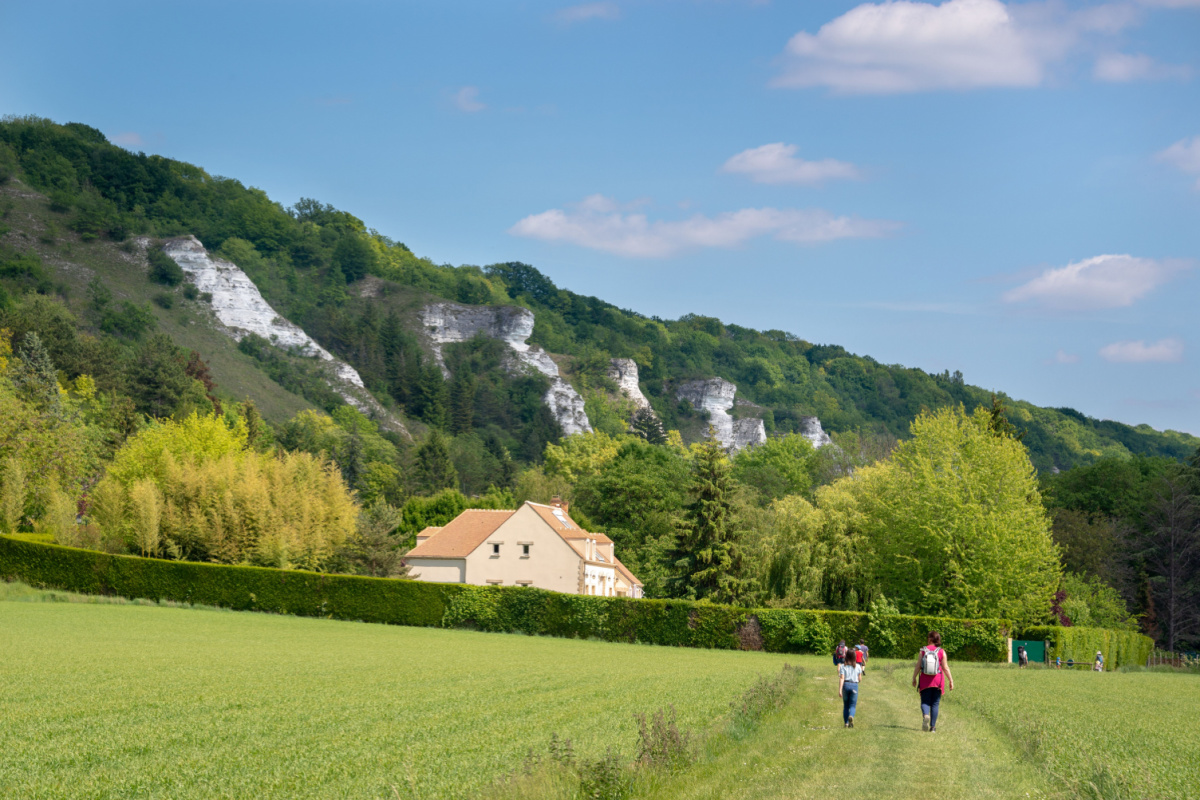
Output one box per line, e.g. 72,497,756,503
728,663,803,739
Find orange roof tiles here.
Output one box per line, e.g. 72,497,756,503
612,555,643,587
405,510,514,559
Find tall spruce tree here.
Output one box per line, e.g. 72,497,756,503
415,428,459,493
449,371,476,435
670,430,748,603
12,332,61,412
414,364,449,429
630,406,667,445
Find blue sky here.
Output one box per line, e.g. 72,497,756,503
3,0,1199,434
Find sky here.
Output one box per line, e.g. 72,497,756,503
2,0,1198,435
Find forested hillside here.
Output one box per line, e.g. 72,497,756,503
1,116,1195,475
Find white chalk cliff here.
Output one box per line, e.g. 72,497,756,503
797,416,833,449
607,358,653,412
420,301,592,436
162,236,408,437
675,378,766,453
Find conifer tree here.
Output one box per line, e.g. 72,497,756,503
415,428,458,493
670,429,748,603
414,364,449,429
12,332,61,412
449,371,476,435
987,394,1025,441
630,407,666,445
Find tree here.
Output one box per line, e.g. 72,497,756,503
986,394,1025,441
184,351,220,413
1139,478,1200,651
731,432,816,502
415,428,458,493
147,248,184,286
630,407,667,445
331,233,375,283
449,371,476,435
125,335,200,418
857,405,1061,627
670,431,748,604
12,332,61,412
413,364,449,429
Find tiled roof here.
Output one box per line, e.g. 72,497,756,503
612,555,643,587
416,526,442,539
527,503,613,543
405,510,514,559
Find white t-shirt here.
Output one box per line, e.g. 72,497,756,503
839,663,863,684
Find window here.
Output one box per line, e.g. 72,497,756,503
521,544,531,557
552,508,571,528
491,543,500,556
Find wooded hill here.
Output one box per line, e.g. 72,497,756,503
1,115,1196,474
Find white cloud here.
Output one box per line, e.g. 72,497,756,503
721,143,862,185
509,195,899,258
1052,349,1080,364
453,86,486,113
1100,338,1184,363
1093,52,1189,82
111,132,144,147
771,0,1168,94
1157,135,1200,188
555,2,620,24
1002,254,1191,309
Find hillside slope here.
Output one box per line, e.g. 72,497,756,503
1,116,1195,471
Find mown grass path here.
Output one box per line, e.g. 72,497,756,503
637,661,1049,800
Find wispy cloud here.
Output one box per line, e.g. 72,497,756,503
1157,135,1200,189
1093,52,1189,82
721,143,861,186
1002,254,1192,310
509,194,899,258
1050,349,1080,364
1100,338,1184,363
111,132,144,147
771,0,1159,94
554,2,620,25
453,86,486,113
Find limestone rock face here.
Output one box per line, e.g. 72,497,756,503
162,236,409,437
797,416,833,448
421,301,592,436
607,358,652,411
675,378,766,453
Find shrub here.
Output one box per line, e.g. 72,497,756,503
635,706,693,770
1017,625,1153,671
147,248,184,286
152,292,174,309
100,301,155,338
181,283,198,301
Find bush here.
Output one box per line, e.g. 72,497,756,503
100,301,155,338
181,283,198,301
147,248,184,286
152,292,174,309
1016,625,1153,671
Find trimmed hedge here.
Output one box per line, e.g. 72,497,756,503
1017,625,1153,671
0,536,1118,665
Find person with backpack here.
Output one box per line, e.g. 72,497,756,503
1018,645,1028,668
911,630,955,733
833,640,848,667
1093,651,1104,672
855,639,869,672
837,649,864,728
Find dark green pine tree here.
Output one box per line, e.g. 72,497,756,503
415,428,459,493
336,432,366,492
669,429,748,604
484,432,518,489
630,406,667,445
414,364,449,429
448,371,476,435
12,332,61,412
987,394,1026,441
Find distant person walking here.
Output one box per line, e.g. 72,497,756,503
1055,656,1062,669
1018,645,1028,668
856,639,869,671
837,653,864,728
833,640,848,667
1093,651,1104,672
912,630,955,733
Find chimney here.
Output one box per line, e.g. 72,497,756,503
551,495,569,513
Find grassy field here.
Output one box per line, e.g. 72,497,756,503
0,585,794,799
3,585,1196,800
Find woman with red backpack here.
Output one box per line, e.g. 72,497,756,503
911,630,955,733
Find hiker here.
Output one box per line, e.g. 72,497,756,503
1055,656,1062,669
1093,651,1104,672
837,649,864,728
912,630,955,733
856,639,869,672
1018,645,1028,668
833,639,848,667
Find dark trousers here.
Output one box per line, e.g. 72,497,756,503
920,687,942,730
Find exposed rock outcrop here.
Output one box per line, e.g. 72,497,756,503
797,416,833,449
607,358,652,411
421,301,592,436
162,236,409,437
675,378,766,453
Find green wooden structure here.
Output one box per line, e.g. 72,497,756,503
1012,639,1047,664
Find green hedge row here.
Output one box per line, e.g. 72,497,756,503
0,536,1114,665
1017,625,1153,670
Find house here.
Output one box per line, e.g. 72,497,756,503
403,498,644,598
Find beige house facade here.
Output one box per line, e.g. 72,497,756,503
404,500,643,598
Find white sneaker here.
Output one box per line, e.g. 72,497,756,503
922,714,931,732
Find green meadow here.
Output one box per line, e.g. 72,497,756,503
2,585,1196,800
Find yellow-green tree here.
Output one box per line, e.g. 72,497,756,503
858,405,1060,626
